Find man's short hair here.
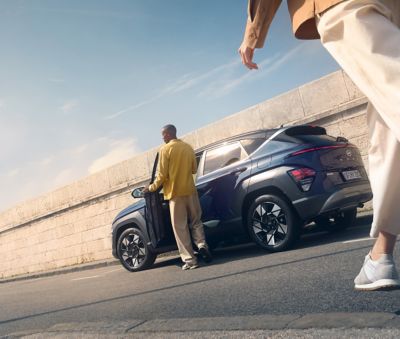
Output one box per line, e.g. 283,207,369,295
163,124,177,136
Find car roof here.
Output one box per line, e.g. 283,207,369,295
195,129,280,153
194,125,327,154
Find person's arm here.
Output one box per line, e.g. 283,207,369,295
192,151,197,175
148,148,169,192
239,0,282,69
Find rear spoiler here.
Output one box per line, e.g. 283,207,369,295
284,125,327,136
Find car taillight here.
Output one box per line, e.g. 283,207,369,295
289,144,355,157
288,167,316,192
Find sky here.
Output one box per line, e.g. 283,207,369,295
0,0,340,212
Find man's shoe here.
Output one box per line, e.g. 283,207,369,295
354,253,400,291
182,263,199,270
198,246,212,263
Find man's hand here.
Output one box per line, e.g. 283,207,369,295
142,186,150,193
238,43,258,70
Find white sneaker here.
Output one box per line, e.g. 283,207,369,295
354,254,400,291
182,263,199,271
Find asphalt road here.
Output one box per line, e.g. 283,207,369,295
1,214,400,337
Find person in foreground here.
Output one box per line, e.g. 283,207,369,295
144,124,212,270
238,0,400,290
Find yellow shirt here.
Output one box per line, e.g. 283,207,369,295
148,139,197,200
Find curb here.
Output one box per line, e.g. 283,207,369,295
3,313,400,337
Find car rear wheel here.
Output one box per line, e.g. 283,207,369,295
117,228,157,272
247,194,300,252
315,208,357,232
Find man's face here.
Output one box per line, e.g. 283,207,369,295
162,129,171,144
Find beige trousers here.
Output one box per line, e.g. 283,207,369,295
317,0,400,237
169,193,207,264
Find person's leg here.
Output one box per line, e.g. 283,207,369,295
352,104,400,290
317,0,400,142
371,231,397,260
187,192,212,262
316,0,400,290
169,196,198,267
367,103,400,241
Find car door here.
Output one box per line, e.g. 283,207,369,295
144,153,175,248
195,142,252,232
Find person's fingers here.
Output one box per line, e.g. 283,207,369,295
244,49,258,69
239,46,258,70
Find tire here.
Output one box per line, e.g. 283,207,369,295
315,208,357,233
246,194,300,252
117,228,157,272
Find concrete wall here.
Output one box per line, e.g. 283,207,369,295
0,70,369,279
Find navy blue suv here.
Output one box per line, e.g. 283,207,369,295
111,125,372,272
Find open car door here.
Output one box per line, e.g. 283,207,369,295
144,153,175,249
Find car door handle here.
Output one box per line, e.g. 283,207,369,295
230,167,247,175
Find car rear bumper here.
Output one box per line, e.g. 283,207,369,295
292,181,372,221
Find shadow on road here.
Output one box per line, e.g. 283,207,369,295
153,214,373,270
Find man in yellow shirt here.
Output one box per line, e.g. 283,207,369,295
144,124,212,270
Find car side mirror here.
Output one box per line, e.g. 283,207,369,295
131,187,145,199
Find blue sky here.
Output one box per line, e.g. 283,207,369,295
0,0,340,211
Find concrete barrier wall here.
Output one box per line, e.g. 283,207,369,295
0,70,369,279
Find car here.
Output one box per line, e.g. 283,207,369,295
111,125,372,272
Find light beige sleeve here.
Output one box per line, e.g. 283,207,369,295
242,0,282,49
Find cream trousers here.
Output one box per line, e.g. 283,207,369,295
317,0,400,237
169,193,207,264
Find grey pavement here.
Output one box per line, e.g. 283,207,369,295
2,213,400,338
3,314,400,338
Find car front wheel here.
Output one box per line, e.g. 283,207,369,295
117,228,156,272
247,194,300,252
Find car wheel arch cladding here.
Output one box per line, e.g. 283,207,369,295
242,186,298,224
113,212,148,248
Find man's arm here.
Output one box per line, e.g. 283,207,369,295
239,0,282,69
148,149,169,192
192,152,197,175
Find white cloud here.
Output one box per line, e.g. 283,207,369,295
104,97,160,120
104,46,306,120
7,168,20,178
88,138,140,174
200,44,306,98
104,59,241,120
53,168,75,187
0,135,142,212
60,99,79,113
36,157,54,166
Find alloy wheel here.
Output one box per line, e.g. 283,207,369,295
119,232,147,269
251,202,288,247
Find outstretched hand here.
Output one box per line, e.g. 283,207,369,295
238,43,258,70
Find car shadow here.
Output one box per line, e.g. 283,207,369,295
151,214,374,270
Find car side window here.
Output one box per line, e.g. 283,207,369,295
240,138,266,155
203,142,245,175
